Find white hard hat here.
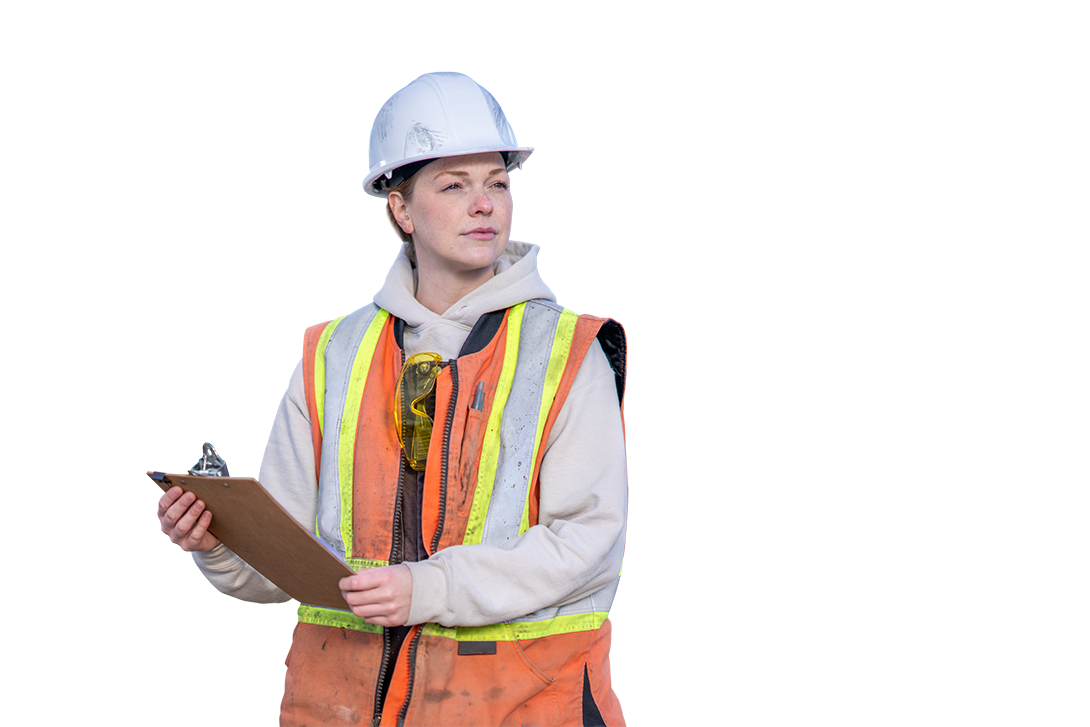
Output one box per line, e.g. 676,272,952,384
364,72,534,197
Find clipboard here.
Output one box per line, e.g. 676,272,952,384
148,471,355,610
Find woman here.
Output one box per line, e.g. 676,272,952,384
158,72,627,727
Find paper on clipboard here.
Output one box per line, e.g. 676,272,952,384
148,471,355,610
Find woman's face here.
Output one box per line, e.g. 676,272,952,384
390,152,512,278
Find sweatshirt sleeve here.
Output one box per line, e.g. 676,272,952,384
404,340,627,627
192,360,319,603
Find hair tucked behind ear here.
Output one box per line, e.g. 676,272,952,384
386,171,419,266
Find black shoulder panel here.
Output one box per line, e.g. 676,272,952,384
395,311,506,358
458,309,507,357
596,319,626,405
393,317,406,349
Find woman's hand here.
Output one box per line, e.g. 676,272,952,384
339,565,413,627
158,486,221,552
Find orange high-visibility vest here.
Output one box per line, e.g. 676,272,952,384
282,300,627,727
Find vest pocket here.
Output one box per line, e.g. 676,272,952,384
506,629,558,686
457,408,488,514
282,623,385,726
412,633,562,726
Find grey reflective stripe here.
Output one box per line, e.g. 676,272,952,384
512,576,620,625
480,300,562,547
315,303,379,557
479,300,620,622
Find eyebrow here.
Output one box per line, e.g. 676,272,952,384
432,168,507,180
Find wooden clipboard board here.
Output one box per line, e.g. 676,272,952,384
148,471,355,610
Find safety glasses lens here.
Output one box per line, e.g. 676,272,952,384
395,353,442,470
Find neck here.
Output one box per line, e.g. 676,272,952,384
413,263,495,315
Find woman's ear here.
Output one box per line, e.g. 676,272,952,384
388,192,414,235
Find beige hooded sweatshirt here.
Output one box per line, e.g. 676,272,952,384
194,241,627,628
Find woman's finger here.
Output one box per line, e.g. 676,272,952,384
183,510,214,551
173,497,206,535
341,586,386,608
164,494,202,541
161,490,197,529
157,486,185,519
343,600,390,620
159,489,181,539
339,571,371,593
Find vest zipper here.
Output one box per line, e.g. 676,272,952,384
395,627,425,727
377,354,456,724
388,361,455,723
374,348,409,725
430,358,458,553
373,635,392,724
372,458,407,724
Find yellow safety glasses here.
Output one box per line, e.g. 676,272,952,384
394,352,443,471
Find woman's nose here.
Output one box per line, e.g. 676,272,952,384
470,188,494,215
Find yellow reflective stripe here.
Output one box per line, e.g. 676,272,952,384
300,606,606,639
338,309,390,559
519,307,578,535
462,303,526,546
298,604,383,634
422,612,608,641
313,316,346,436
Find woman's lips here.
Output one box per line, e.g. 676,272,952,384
463,227,498,240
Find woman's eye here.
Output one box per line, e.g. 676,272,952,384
439,180,507,191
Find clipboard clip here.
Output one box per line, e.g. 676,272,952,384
189,442,230,477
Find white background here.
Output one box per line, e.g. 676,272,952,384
2,4,1090,723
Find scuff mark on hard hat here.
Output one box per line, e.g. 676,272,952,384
405,122,447,156
377,94,399,142
483,91,515,143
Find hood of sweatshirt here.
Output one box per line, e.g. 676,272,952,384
373,240,556,359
